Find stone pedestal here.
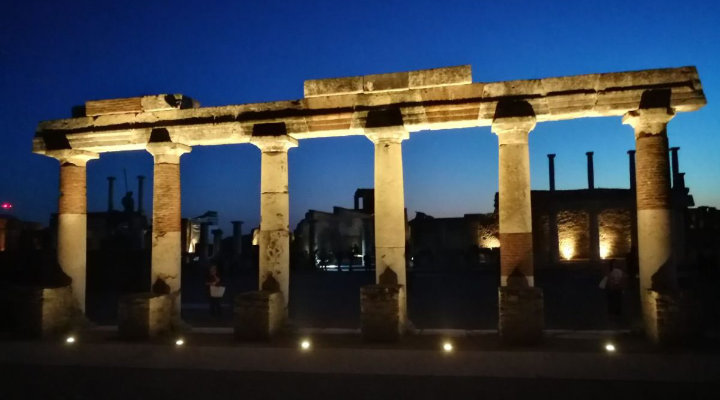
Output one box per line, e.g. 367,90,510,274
234,291,285,340
498,287,544,344
6,285,77,338
643,290,698,345
360,284,406,342
118,293,172,340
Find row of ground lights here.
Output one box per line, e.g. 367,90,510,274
65,335,618,354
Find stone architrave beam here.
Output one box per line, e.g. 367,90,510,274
33,66,705,155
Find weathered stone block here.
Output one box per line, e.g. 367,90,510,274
361,284,405,342
118,293,172,340
498,286,544,345
234,291,285,340
4,284,77,338
643,290,699,345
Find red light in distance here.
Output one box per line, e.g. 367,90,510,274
1,202,12,210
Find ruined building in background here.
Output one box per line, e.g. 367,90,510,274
294,189,376,269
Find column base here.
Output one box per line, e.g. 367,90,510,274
118,293,172,340
643,290,699,345
4,284,78,339
234,291,286,340
498,286,544,345
360,284,406,342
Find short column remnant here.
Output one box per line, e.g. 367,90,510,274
361,121,409,341
234,291,285,340
118,293,172,340
492,113,544,344
48,149,99,314
146,140,191,320
235,131,296,340
623,107,694,344
4,285,77,338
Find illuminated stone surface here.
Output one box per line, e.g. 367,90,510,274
46,150,98,313
32,65,707,344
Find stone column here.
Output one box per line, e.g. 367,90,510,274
199,222,210,262
623,108,687,343
361,126,409,341
212,229,223,258
47,149,99,313
146,142,191,316
251,135,297,308
231,221,243,256
492,116,543,344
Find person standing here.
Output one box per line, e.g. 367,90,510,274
206,265,223,317
603,261,626,317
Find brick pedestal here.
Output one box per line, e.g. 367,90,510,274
6,285,77,338
498,286,544,345
118,293,172,340
644,290,698,345
234,291,285,340
360,284,405,342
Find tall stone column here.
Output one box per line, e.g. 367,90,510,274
623,107,687,343
492,115,543,344
146,142,191,315
235,134,295,341
361,125,409,341
251,135,297,307
48,149,99,313
231,221,243,257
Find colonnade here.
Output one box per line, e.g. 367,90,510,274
44,104,682,343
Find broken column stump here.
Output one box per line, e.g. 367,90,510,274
498,286,544,345
644,290,700,345
234,291,285,340
5,284,77,338
360,284,405,342
118,293,172,340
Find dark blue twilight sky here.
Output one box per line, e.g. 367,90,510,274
1,0,719,233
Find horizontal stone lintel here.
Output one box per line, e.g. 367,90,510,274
34,66,705,154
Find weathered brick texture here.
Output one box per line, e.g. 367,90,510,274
499,232,533,284
59,164,86,214
153,163,181,232
635,133,671,210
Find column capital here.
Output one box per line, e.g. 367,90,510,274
146,142,191,164
365,126,409,144
622,107,675,136
46,149,99,166
251,135,298,153
491,116,536,144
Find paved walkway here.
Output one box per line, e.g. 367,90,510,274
2,332,719,399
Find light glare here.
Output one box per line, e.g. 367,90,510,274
605,343,616,352
175,338,184,346
300,339,311,350
442,342,453,352
65,336,75,344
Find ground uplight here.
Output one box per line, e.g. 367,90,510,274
442,341,454,353
300,338,311,351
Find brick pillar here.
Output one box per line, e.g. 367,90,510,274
623,107,683,343
146,142,191,317
47,149,99,314
250,135,297,309
492,116,543,344
362,126,409,340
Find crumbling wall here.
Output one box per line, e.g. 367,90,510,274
556,210,589,260
598,208,632,259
